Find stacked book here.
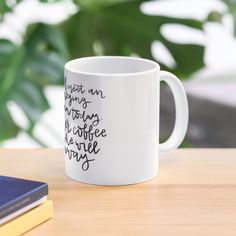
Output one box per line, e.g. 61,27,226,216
0,175,53,235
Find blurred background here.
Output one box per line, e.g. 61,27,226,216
0,0,235,148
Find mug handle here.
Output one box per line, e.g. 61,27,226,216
159,71,189,154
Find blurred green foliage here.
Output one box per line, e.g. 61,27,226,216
222,0,236,35
0,0,206,145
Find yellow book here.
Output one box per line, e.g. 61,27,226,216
0,200,53,236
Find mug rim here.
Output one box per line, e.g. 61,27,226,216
64,56,160,77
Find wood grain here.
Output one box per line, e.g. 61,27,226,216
0,149,236,236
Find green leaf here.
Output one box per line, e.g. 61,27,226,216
164,41,204,78
10,81,50,123
0,1,12,17
62,0,204,77
207,11,223,23
39,0,62,2
0,0,22,20
61,11,96,58
0,105,19,142
0,24,68,142
75,0,134,10
0,0,206,145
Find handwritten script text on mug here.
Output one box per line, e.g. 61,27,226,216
64,77,107,171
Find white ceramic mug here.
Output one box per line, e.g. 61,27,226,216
64,56,188,185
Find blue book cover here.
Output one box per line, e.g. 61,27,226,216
0,176,48,220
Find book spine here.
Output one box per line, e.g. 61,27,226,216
0,184,48,219
0,200,53,236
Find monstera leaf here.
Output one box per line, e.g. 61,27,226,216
63,0,204,78
0,24,68,143
0,0,206,145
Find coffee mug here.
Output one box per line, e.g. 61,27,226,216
64,56,188,185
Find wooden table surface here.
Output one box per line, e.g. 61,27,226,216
1,149,236,236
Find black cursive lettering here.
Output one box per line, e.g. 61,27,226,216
64,80,107,171
73,123,107,142
65,147,95,171
88,88,105,99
